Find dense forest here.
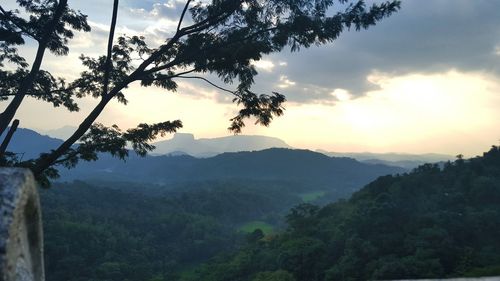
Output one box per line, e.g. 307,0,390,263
41,146,500,280
41,180,310,280
184,146,500,281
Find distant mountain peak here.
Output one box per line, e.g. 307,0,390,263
172,133,195,141
41,125,78,139
153,133,291,157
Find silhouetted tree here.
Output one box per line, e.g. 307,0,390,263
0,0,400,185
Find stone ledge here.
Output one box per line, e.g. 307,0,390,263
0,168,44,281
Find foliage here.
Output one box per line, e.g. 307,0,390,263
186,146,500,280
41,179,308,280
252,270,296,281
0,0,400,185
42,181,239,280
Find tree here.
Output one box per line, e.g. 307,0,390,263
0,0,401,185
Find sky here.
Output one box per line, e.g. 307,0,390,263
2,0,500,157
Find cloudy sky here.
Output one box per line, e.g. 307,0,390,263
2,0,500,156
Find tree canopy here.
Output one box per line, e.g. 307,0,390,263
185,146,500,281
0,0,400,185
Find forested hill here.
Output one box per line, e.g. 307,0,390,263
2,128,403,193
60,148,404,193
185,146,500,281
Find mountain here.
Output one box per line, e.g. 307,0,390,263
26,127,292,157
2,128,403,197
58,148,405,201
151,133,292,157
2,128,290,159
41,125,78,140
0,127,63,160
2,127,451,171
317,150,455,169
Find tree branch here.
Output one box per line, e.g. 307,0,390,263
32,94,113,175
142,57,183,76
162,68,197,79
0,83,82,97
176,75,239,97
0,119,19,157
31,0,123,175
180,3,235,34
102,0,119,97
0,6,37,38
0,0,68,136
142,25,278,76
177,0,192,32
134,1,237,76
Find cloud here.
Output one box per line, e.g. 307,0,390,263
330,89,351,102
8,0,500,107
128,0,188,19
68,0,500,105
277,76,296,89
252,60,276,72
252,70,500,156
267,0,500,102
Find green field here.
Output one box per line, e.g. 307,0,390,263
299,191,326,202
238,221,275,235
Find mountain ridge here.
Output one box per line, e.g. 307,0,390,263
317,149,455,169
151,132,292,157
56,147,405,204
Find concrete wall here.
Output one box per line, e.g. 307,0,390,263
0,168,44,281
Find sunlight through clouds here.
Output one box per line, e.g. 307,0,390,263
248,71,500,157
330,89,352,102
252,60,276,72
3,0,500,156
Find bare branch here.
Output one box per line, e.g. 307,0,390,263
176,75,239,97
162,68,197,79
102,0,119,97
0,119,19,157
180,4,235,34
177,0,192,32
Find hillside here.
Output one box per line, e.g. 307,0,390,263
186,146,500,281
318,150,455,169
59,148,404,200
1,127,404,200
